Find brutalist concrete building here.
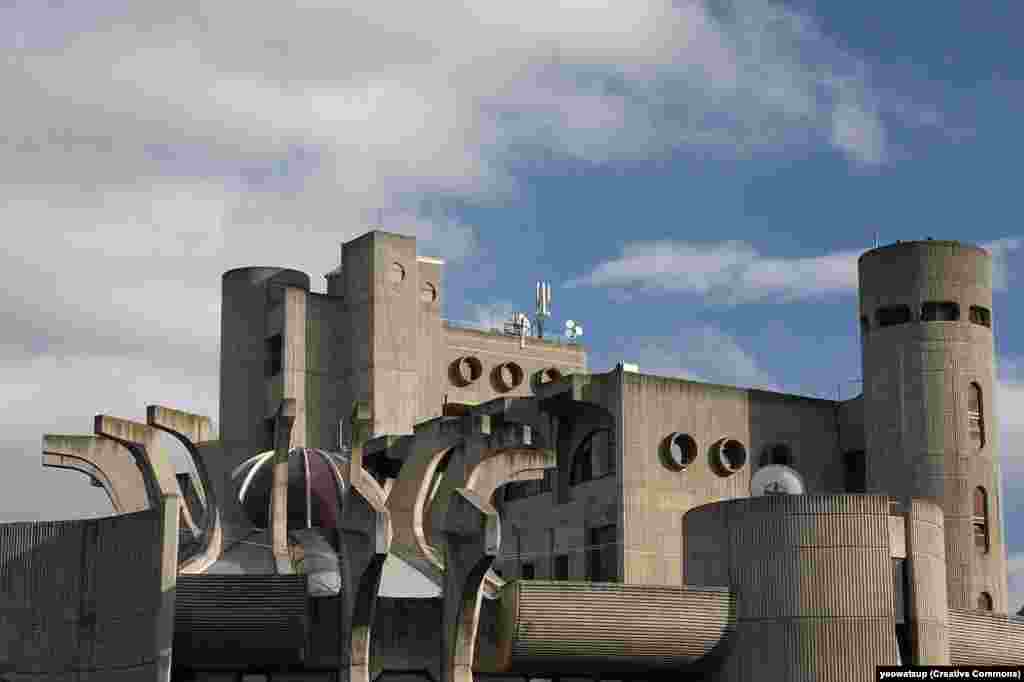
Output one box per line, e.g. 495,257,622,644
2,233,1023,681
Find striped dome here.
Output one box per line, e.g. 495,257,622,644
231,448,349,531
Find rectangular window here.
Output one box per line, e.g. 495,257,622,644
921,301,960,322
265,334,283,377
968,384,985,448
264,417,276,452
521,562,535,580
969,305,992,328
587,525,617,582
571,440,593,485
877,305,911,327
553,554,569,580
844,451,866,493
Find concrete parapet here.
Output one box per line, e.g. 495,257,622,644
0,510,165,679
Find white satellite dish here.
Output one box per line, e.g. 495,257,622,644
751,464,805,497
565,319,583,340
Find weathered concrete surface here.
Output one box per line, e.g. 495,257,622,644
439,489,499,682
684,495,903,681
270,399,297,574
860,240,1007,614
147,404,224,575
338,402,393,682
0,510,166,680
42,434,149,514
94,414,181,681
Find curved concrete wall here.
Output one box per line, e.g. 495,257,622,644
0,510,164,680
859,240,1006,613
948,610,1024,665
683,495,901,681
494,581,735,674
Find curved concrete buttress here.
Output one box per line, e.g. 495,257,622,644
386,417,486,589
440,489,500,682
93,414,181,682
428,422,555,598
41,434,149,514
337,406,393,682
146,405,224,575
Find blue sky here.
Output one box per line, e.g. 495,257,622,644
1,1,1023,607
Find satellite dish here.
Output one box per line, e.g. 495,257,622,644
751,465,805,497
565,320,583,340
566,320,575,328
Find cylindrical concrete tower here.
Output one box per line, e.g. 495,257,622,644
220,267,310,530
859,240,1006,614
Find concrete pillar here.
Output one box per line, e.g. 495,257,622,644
338,402,392,682
440,489,500,682
270,399,297,574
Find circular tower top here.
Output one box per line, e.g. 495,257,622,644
858,240,992,329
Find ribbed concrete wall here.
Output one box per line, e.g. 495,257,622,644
948,610,1024,665
173,574,308,665
859,241,1007,613
0,510,163,680
683,495,900,681
495,581,735,674
904,499,949,663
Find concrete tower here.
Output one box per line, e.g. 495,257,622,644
859,240,1006,613
219,262,307,464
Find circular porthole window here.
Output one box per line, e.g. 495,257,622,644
493,362,524,392
533,367,562,389
450,356,483,386
390,262,406,285
421,281,437,303
711,438,747,476
661,432,698,471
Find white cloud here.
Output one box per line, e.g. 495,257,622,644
566,240,861,304
568,236,1023,303
1008,553,1024,616
982,237,1022,292
609,325,778,391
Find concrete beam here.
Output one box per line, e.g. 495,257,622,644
147,405,224,575
41,434,149,514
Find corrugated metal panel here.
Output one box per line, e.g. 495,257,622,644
174,574,309,664
948,609,1024,665
498,581,734,673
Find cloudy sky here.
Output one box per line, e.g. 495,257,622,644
2,1,1023,608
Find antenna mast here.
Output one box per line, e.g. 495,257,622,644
535,281,551,339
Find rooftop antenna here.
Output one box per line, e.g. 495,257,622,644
535,281,551,339
873,231,879,248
